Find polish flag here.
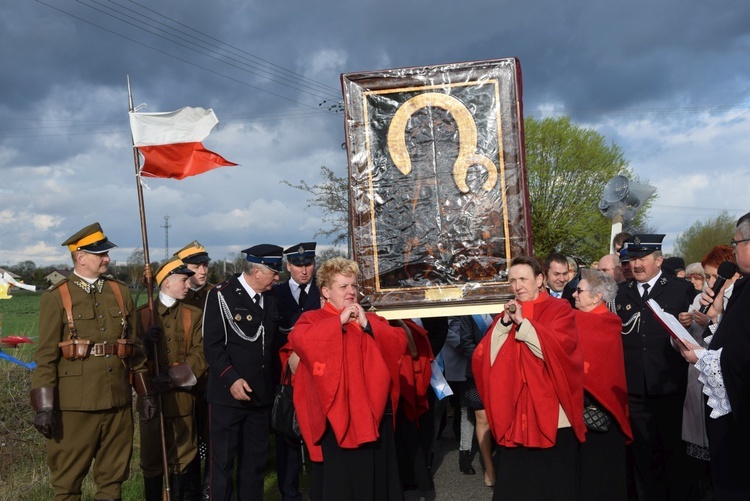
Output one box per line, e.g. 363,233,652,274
129,106,237,180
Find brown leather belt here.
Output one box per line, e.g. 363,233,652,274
91,343,118,357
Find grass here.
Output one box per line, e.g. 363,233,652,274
0,290,307,500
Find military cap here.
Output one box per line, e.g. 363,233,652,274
242,244,283,273
624,234,665,258
284,242,316,266
174,240,210,264
62,222,117,254
155,256,195,287
663,256,686,274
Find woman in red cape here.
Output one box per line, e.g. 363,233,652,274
288,257,406,501
573,268,633,500
472,255,585,501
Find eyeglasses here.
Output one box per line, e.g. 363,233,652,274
730,238,750,249
575,287,588,295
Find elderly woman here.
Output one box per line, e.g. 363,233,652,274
685,262,706,291
572,269,633,501
473,255,585,501
288,257,407,501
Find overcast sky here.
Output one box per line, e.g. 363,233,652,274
1,0,748,268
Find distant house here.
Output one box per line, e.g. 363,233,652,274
0,268,21,279
45,269,72,285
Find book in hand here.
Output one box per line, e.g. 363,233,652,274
645,299,700,349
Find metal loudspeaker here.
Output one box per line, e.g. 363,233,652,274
598,175,656,225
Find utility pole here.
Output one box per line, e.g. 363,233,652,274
161,215,170,260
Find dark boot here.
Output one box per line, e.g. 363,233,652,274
201,459,211,501
459,450,476,475
183,456,203,501
170,472,191,501
144,476,162,501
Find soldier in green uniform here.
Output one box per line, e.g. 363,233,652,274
172,240,213,500
30,222,157,501
139,256,208,501
174,240,213,310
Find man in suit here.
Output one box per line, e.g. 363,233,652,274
203,244,282,500
172,240,213,500
544,252,575,306
30,222,156,500
615,234,696,500
138,256,207,501
271,242,320,501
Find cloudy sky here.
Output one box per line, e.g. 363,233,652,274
1,0,748,268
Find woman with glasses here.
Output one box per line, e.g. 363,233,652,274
572,268,633,501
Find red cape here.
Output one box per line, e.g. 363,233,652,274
472,293,586,448
398,319,433,424
288,304,406,459
574,304,633,443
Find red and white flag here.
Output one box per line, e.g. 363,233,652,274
129,106,237,180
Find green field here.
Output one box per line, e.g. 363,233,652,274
0,290,300,500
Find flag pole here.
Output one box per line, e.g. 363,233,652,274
127,74,171,501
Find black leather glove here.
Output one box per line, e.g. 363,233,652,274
33,410,56,439
30,387,56,439
143,326,162,356
137,394,158,424
133,372,158,423
151,372,173,393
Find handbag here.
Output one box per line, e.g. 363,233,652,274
583,393,612,433
270,363,301,440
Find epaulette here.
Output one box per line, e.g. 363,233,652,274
213,279,233,292
46,277,70,292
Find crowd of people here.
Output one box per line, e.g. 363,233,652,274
28,212,750,500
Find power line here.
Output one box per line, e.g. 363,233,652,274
34,0,341,113
73,0,340,102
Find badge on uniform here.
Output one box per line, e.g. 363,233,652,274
234,314,242,321
626,304,632,311
246,315,253,321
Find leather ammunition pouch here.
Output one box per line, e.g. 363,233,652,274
58,338,93,361
117,338,134,358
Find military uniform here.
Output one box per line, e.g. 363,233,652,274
181,284,213,310
172,240,212,500
137,300,207,476
203,245,281,500
615,234,697,501
271,241,321,501
30,223,150,501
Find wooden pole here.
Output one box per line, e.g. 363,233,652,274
127,75,171,501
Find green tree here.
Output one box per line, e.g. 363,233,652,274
672,211,736,264
281,166,349,247
525,116,652,261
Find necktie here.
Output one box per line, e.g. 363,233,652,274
253,293,262,308
642,283,651,301
298,283,308,306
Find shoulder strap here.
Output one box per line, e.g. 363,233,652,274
58,282,78,340
107,280,129,338
182,306,191,355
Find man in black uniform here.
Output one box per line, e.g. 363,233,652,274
203,244,281,500
271,242,320,501
615,234,696,500
172,240,212,501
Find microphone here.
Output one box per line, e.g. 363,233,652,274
699,261,737,314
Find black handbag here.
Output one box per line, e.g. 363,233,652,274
583,393,612,433
271,363,301,440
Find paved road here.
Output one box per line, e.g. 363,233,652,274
404,435,494,501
